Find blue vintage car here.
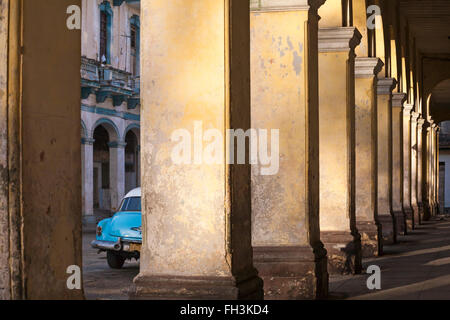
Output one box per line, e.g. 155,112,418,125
91,187,142,269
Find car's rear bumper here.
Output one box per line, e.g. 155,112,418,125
91,240,142,252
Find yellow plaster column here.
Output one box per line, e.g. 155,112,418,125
410,112,420,228
318,27,362,275
391,93,407,235
417,117,426,222
377,78,397,244
422,120,433,221
250,0,328,300
430,123,438,216
436,127,441,214
402,104,414,230
132,0,263,299
354,57,384,257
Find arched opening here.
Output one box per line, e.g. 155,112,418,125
125,129,140,194
434,79,450,214
93,125,111,216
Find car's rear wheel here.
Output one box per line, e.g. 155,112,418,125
107,250,126,269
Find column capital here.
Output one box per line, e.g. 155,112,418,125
402,103,414,116
318,27,362,53
250,0,326,12
108,140,127,149
411,112,420,123
392,92,407,108
377,78,397,95
417,117,426,126
81,137,95,145
355,57,384,78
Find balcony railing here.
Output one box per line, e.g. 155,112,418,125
81,56,140,108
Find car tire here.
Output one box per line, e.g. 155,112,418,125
107,250,126,269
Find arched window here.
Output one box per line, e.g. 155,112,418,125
99,1,113,64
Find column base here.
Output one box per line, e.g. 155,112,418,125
378,214,397,245
356,220,382,258
253,243,328,300
417,202,424,224
423,201,432,221
412,204,420,228
130,272,264,300
393,210,407,235
321,231,362,275
404,207,414,232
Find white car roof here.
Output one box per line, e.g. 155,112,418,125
124,187,141,199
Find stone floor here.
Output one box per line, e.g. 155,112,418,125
330,216,450,300
82,216,450,300
83,231,139,300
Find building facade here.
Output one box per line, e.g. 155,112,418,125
81,0,141,223
0,0,450,300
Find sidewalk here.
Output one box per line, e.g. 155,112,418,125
329,216,450,300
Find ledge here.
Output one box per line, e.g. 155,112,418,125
392,93,407,107
318,27,362,52
402,103,414,115
250,0,326,12
355,57,384,78
377,78,397,95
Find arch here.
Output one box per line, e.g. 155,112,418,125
124,123,140,142
372,0,388,77
429,79,450,123
91,118,121,141
81,120,88,139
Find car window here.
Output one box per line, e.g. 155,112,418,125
119,197,141,212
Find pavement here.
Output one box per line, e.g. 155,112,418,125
82,216,450,300
82,231,139,300
329,216,450,300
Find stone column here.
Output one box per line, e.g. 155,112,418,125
377,78,397,244
402,104,414,230
417,117,425,222
318,27,362,275
410,112,420,228
436,127,440,214
391,93,407,235
132,0,263,299
430,123,437,216
250,0,328,300
354,57,384,257
428,121,436,217
82,138,95,224
422,120,432,221
108,141,126,212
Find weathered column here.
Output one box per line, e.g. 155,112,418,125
428,122,436,218
82,138,95,224
436,127,440,214
391,93,407,235
132,0,263,299
422,120,432,221
431,123,438,216
250,0,328,300
354,57,384,257
410,112,420,227
417,117,425,222
318,27,362,274
108,141,126,211
377,78,397,244
402,104,414,230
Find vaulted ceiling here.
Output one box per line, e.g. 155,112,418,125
400,0,450,55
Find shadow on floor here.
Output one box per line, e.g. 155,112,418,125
329,216,450,300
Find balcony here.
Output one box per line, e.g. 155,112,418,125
80,56,140,109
